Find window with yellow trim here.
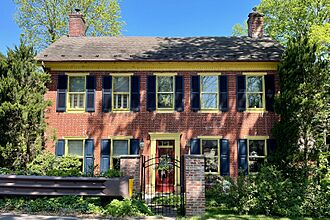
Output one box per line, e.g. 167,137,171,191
113,76,130,111
201,76,218,110
66,139,84,171
201,139,220,174
246,76,265,110
248,139,266,173
112,140,129,169
157,76,174,109
68,76,86,110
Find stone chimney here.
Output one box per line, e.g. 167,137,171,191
69,9,85,37
247,8,264,38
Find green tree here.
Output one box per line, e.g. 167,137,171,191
14,0,124,50
272,36,330,169
258,0,330,55
0,42,50,169
232,22,248,36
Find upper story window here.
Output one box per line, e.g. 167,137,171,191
157,76,174,110
113,76,130,111
68,76,86,110
248,139,266,173
201,76,218,110
191,74,227,112
246,76,265,110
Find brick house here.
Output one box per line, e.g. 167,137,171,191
36,9,283,189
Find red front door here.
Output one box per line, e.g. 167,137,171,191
156,140,175,193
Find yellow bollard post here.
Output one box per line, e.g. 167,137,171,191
129,178,134,198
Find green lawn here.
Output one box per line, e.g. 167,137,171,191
180,208,329,220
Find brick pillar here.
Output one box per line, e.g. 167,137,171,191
184,155,205,216
120,155,140,193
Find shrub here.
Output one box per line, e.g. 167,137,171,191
27,151,82,177
27,151,56,175
205,165,330,218
0,196,103,214
105,199,152,217
50,156,82,177
254,165,304,217
100,169,122,178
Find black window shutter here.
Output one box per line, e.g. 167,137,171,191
190,76,200,111
86,75,96,112
236,75,246,112
190,138,201,154
130,75,140,112
265,75,275,112
55,139,65,156
219,75,228,112
220,139,230,176
267,139,276,163
102,76,112,112
237,139,248,175
146,75,156,111
175,75,184,112
56,75,67,112
84,139,94,175
130,139,140,155
100,139,110,174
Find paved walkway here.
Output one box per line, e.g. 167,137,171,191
0,213,176,220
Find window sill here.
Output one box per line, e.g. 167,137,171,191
66,109,86,113
205,172,220,175
199,110,221,113
112,110,131,113
155,110,175,113
246,108,267,113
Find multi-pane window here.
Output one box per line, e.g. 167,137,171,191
66,139,84,171
157,76,174,109
201,76,218,109
246,76,264,109
248,139,266,173
68,76,86,110
113,76,130,111
202,139,219,174
112,140,129,169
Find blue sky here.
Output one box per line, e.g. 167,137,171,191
0,0,260,54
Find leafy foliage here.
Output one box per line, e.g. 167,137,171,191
0,42,50,169
105,199,153,217
258,0,330,56
27,151,82,176
232,22,248,36
14,0,124,50
100,168,122,178
206,165,330,217
273,36,330,169
0,196,152,217
0,151,82,177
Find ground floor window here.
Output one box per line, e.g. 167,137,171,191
111,139,129,169
248,139,266,173
201,139,220,174
66,139,84,171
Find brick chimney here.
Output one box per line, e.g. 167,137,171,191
69,9,85,37
247,8,264,38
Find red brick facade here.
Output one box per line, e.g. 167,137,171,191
45,70,279,177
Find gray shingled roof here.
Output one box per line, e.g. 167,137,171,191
36,36,283,62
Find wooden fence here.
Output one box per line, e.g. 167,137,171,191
0,175,130,198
